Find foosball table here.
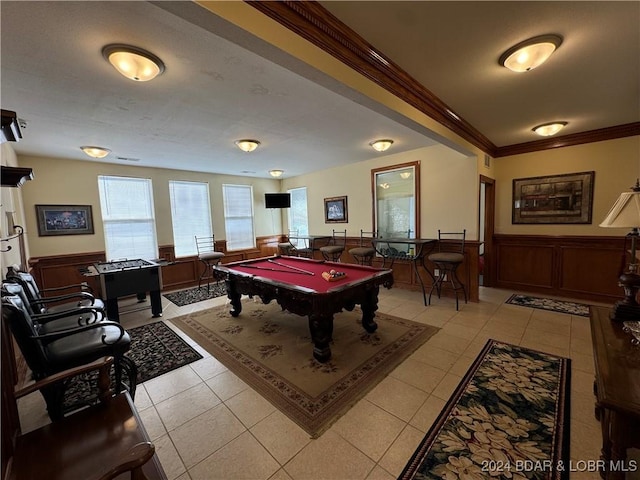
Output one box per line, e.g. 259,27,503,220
90,259,163,321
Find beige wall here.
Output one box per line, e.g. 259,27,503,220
494,136,640,235
17,155,283,258
1,143,28,268
282,144,479,239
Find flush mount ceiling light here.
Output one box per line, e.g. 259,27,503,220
532,121,568,137
499,34,563,72
369,139,394,152
400,172,412,179
102,44,165,82
234,139,260,152
269,169,284,178
80,146,111,158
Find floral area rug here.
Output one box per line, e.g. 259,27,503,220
400,340,571,480
506,294,590,317
63,321,202,410
163,283,227,306
171,299,439,438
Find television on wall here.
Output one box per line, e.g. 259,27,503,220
265,193,291,209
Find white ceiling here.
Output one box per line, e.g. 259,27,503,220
1,1,638,179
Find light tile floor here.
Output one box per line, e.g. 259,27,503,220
18,287,619,479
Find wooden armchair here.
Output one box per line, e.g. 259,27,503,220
1,354,166,480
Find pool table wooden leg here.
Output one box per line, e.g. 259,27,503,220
309,314,333,363
226,280,242,317
360,287,380,333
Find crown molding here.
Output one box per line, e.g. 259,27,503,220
246,1,638,158
493,122,640,158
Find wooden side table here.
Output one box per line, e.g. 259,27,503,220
590,306,640,479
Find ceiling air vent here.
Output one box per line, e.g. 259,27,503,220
116,156,140,162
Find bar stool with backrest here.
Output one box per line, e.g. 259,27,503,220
278,229,297,256
349,230,377,266
428,229,467,310
195,235,225,292
320,229,347,262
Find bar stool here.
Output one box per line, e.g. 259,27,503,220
278,230,297,256
195,235,225,292
349,230,377,266
320,229,346,262
428,230,467,310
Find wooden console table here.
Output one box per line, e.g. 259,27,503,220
590,306,640,479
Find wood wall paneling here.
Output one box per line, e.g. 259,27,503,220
494,234,625,303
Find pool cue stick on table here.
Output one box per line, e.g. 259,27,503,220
267,259,315,275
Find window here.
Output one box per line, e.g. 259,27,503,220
372,161,420,238
222,184,255,250
288,187,308,246
169,180,212,257
98,175,158,261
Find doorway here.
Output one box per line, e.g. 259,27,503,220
479,175,495,287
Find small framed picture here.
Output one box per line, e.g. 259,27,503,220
35,205,94,236
324,196,348,223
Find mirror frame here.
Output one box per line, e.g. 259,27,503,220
371,161,421,238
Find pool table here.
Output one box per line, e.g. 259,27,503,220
215,255,394,362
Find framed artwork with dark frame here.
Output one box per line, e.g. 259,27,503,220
36,204,95,236
324,196,348,223
512,171,595,224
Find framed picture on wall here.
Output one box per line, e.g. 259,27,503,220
512,171,595,224
35,205,94,236
324,196,348,223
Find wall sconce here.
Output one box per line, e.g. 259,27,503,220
235,139,260,152
80,146,111,158
269,170,284,178
599,180,640,320
102,44,165,82
369,139,394,152
499,34,563,72
532,122,568,137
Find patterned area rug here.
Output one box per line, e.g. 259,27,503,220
506,294,590,317
163,283,227,306
64,321,203,409
171,299,439,438
400,340,571,480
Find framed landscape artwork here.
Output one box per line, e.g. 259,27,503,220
512,171,595,224
36,204,94,236
324,196,348,223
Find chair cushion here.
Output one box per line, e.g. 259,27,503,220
45,326,131,371
428,252,464,263
349,247,375,256
320,246,344,254
198,252,224,261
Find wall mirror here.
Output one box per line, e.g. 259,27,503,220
371,161,420,242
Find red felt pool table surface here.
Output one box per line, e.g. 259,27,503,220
223,256,383,293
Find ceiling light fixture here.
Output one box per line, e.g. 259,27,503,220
80,146,111,158
532,122,568,137
235,139,260,152
269,169,284,178
499,34,563,72
102,44,165,82
369,139,394,152
400,172,412,179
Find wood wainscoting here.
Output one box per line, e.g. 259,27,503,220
493,234,625,303
25,234,481,303
27,235,283,297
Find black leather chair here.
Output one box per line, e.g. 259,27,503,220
5,270,104,315
320,229,347,262
1,294,136,420
1,282,106,333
